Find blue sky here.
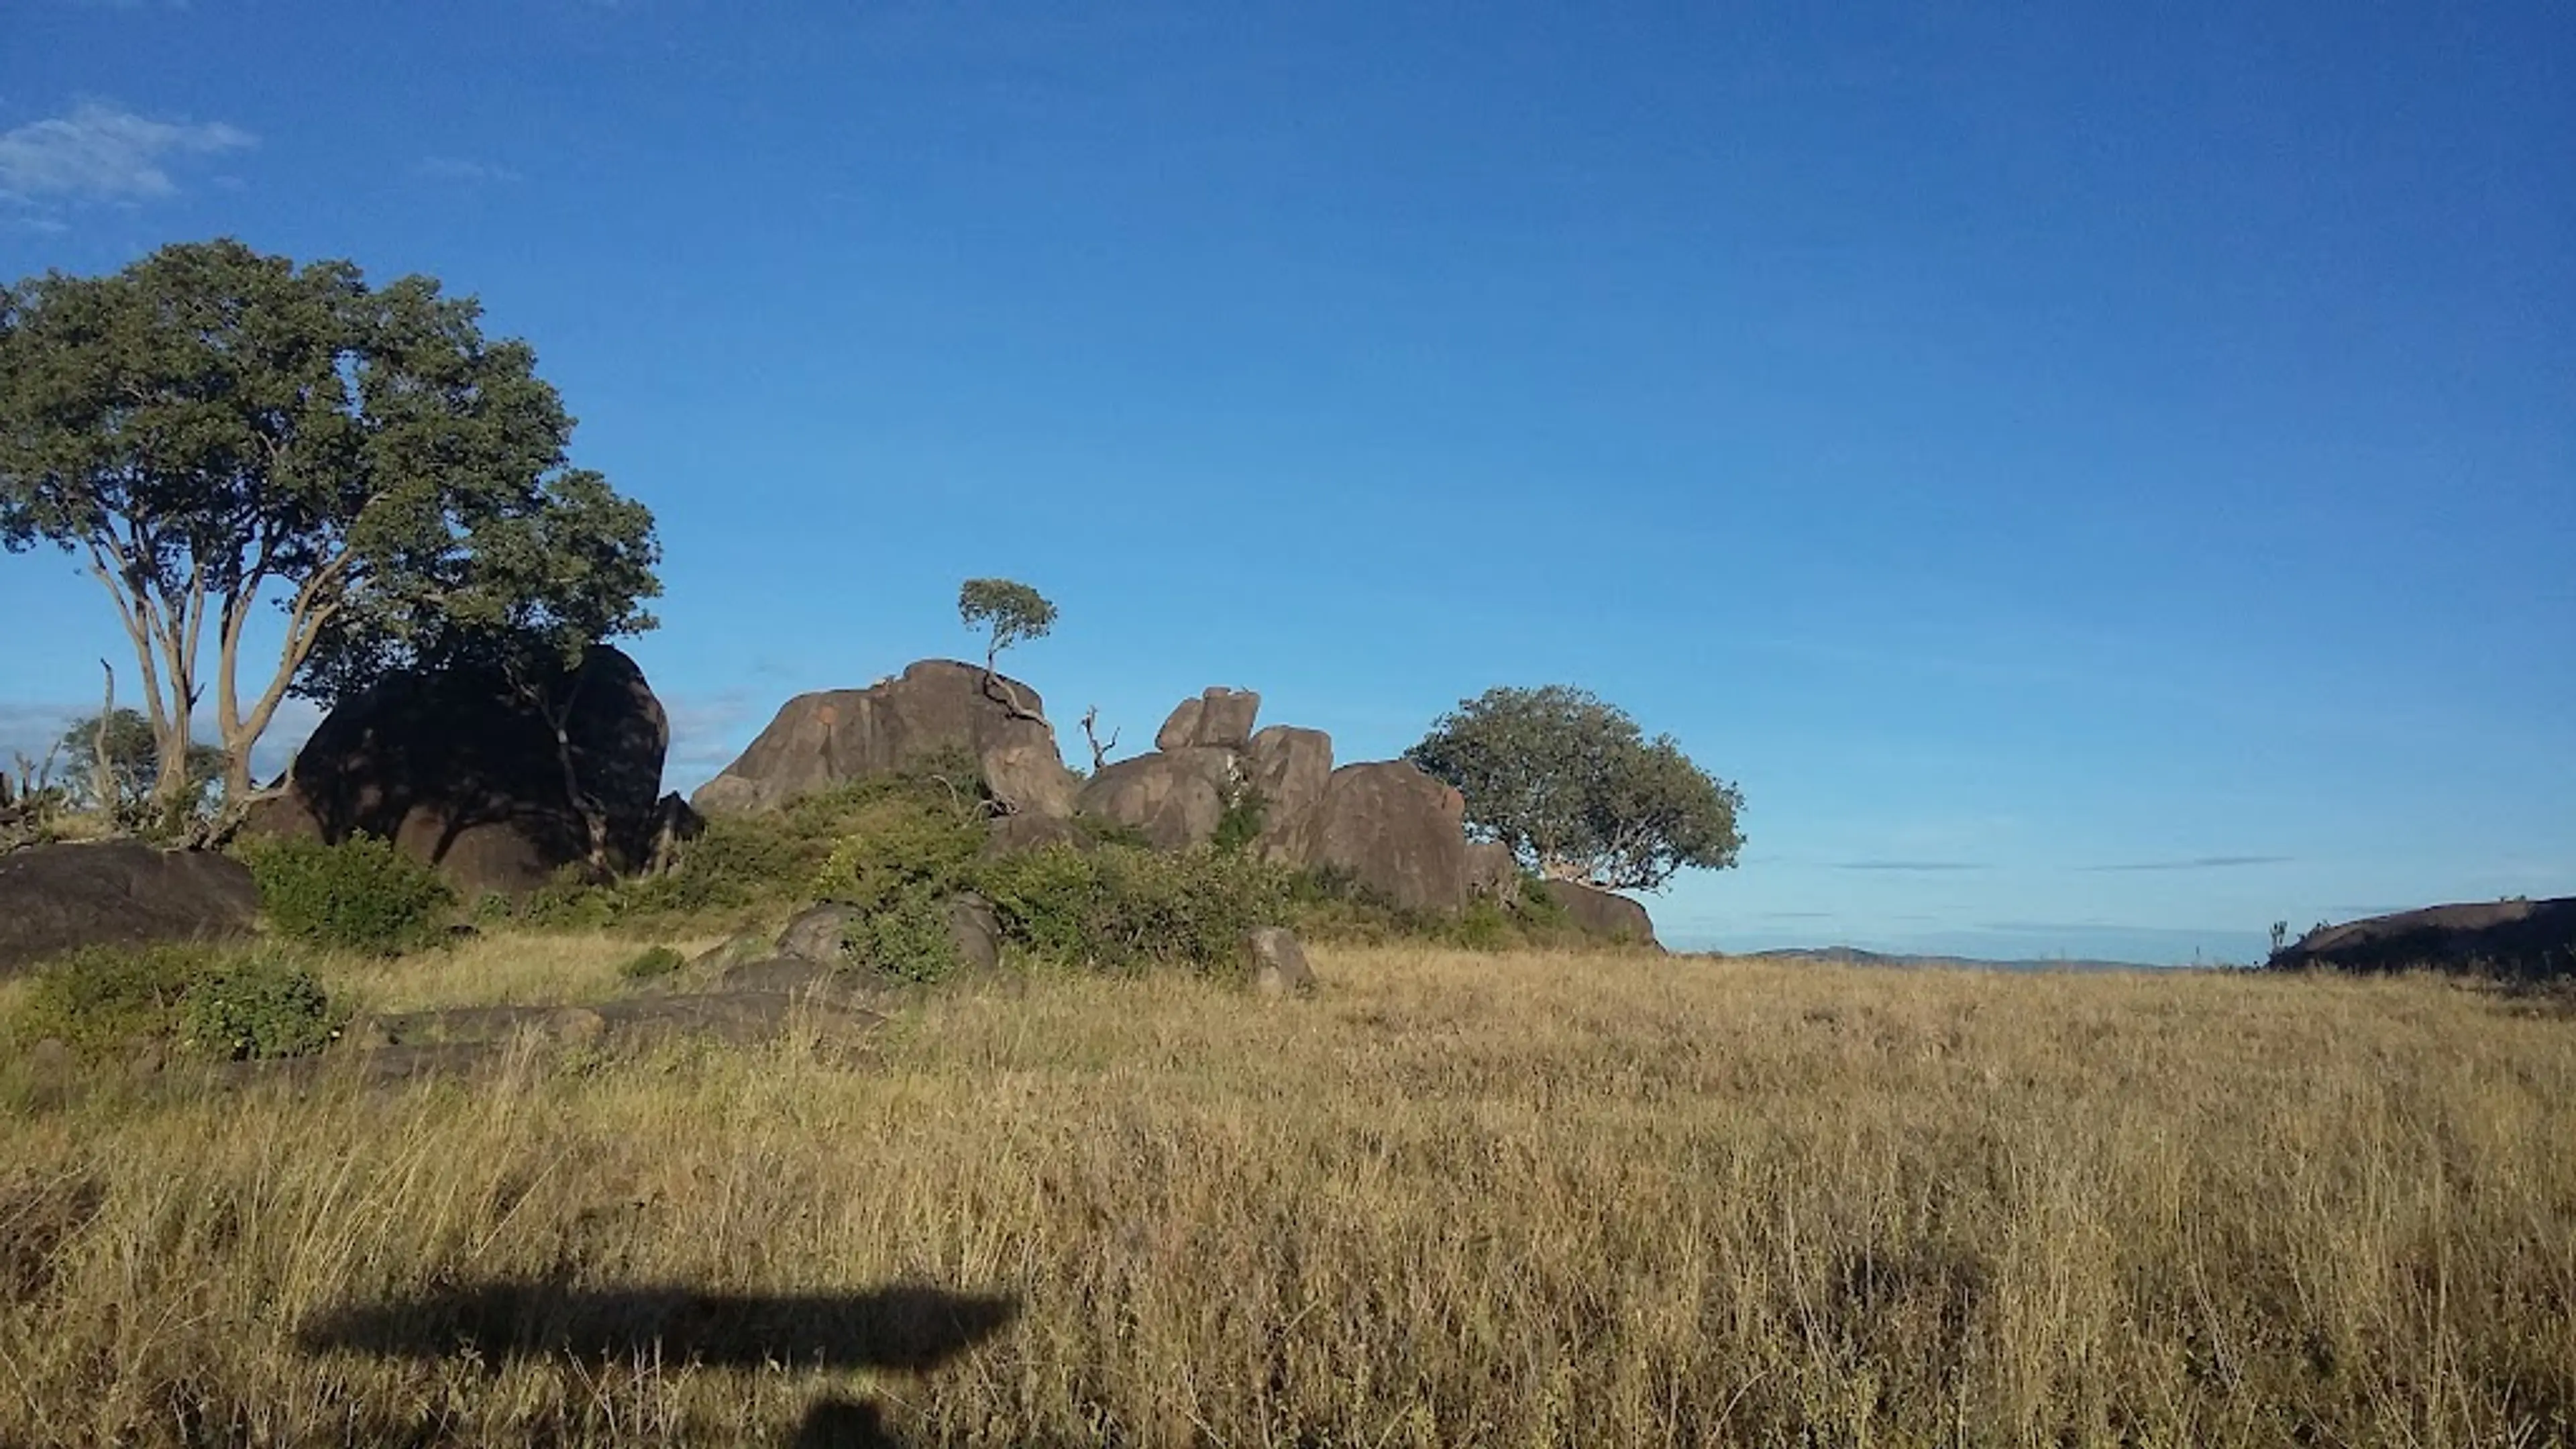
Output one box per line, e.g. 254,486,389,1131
2,1,2568,963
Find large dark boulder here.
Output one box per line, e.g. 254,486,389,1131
693,660,1075,818
243,645,669,900
2271,897,2575,979
1075,747,1237,852
1156,688,1262,751
1309,761,1469,915
0,841,258,975
1536,879,1660,948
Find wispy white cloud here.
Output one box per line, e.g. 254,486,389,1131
416,156,523,184
2080,855,2293,873
0,101,252,205
1835,859,1991,872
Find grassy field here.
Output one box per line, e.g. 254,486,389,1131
3,940,2572,1446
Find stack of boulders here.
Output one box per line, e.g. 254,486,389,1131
691,668,1659,943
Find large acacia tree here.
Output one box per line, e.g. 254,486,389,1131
1406,684,1744,892
0,239,659,815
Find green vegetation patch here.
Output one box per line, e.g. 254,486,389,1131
238,835,453,955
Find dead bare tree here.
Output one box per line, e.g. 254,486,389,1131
1079,706,1120,772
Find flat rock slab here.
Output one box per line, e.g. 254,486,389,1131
0,841,258,976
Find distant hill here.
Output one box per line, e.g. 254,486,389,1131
1731,945,2163,973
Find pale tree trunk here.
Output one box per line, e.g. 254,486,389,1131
91,661,117,817
212,555,348,802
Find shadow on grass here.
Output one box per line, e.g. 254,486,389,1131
298,1279,1019,1447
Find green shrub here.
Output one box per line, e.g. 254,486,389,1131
975,844,1287,974
10,943,213,1055
812,794,983,912
177,957,340,1060
848,890,963,983
619,945,686,981
239,835,451,955
1210,788,1267,856
1449,899,1517,951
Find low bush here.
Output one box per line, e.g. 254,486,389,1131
618,946,686,982
977,844,1288,974
847,890,963,983
176,957,341,1061
238,835,451,955
11,945,341,1062
9,944,211,1057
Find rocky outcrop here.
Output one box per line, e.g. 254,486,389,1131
1075,747,1238,852
2270,897,2575,979
1536,879,1660,947
1309,761,1470,916
692,660,1076,819
1244,725,1334,864
1157,688,1262,751
244,645,669,900
0,841,260,975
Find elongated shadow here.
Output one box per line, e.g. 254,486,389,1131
301,1280,1018,1446
297,1280,1018,1371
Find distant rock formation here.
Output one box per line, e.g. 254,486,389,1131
692,659,1077,819
0,840,260,975
2271,897,2575,979
244,645,669,900
1534,879,1660,949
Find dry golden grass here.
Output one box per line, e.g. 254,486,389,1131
3,941,2572,1447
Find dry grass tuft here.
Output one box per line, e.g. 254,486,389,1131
2,941,2571,1446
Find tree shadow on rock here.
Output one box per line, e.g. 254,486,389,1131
299,1279,1018,1447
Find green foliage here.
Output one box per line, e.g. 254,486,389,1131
176,957,341,1061
976,844,1288,974
1406,684,1745,892
619,945,686,982
239,835,453,955
957,578,1057,678
508,759,994,932
1211,788,1267,857
1071,812,1153,851
811,794,985,912
56,709,224,827
10,944,212,1056
847,892,963,983
0,238,659,803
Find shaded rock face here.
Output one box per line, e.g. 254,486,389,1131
1242,926,1316,998
1075,747,1237,852
1157,688,1263,752
1310,762,1469,916
1464,841,1521,904
1244,726,1334,865
245,645,668,900
692,660,1075,819
1537,879,1660,948
2271,897,2575,979
0,841,260,975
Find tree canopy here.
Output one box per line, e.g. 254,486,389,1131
957,577,1056,682
57,707,224,820
1405,684,1743,892
0,238,660,812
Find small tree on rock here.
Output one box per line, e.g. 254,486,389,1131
957,578,1055,714
1405,684,1743,892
